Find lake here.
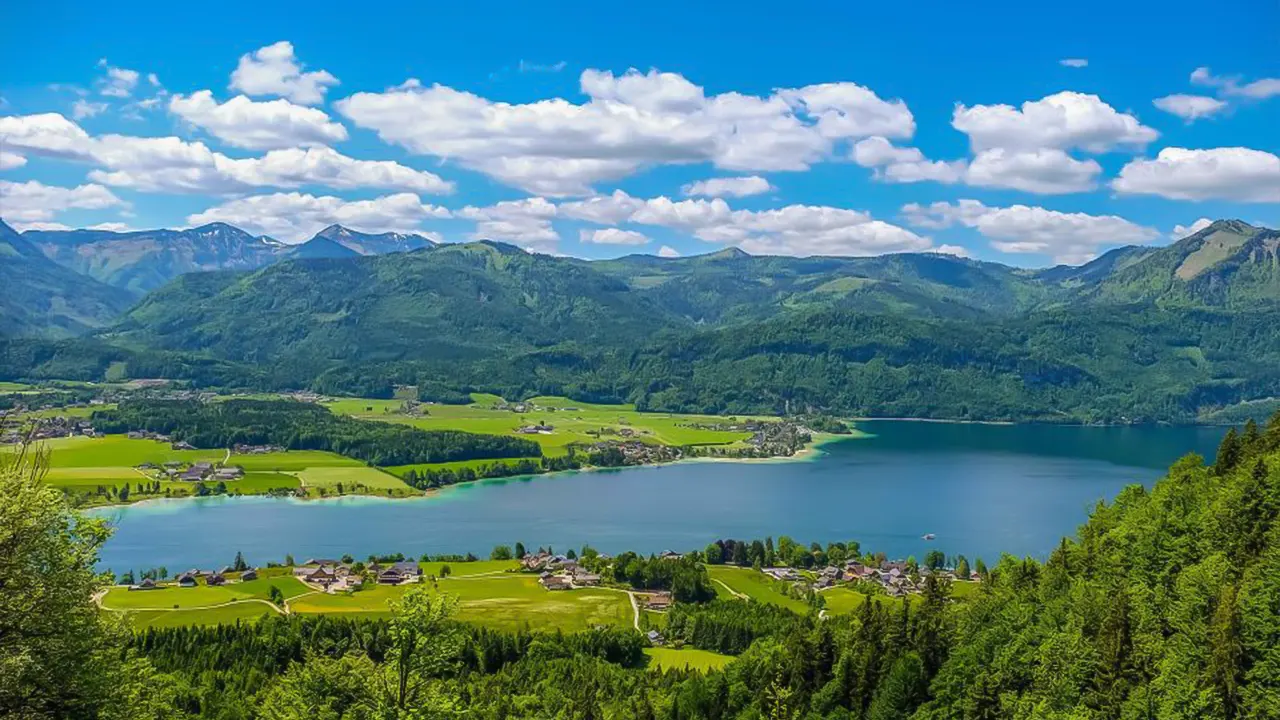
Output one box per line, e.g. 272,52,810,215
91,421,1223,572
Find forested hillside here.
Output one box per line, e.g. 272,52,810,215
3,219,1279,423
9,413,1280,718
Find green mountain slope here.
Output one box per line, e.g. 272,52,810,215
1081,220,1280,307
110,240,680,363
0,220,135,338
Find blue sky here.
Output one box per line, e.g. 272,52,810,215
1,0,1277,266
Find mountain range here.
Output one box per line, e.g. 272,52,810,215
3,217,1279,422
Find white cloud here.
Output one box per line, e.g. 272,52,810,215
0,113,451,195
98,64,140,98
85,221,133,232
459,197,560,252
682,175,773,198
952,91,1157,153
335,68,913,195
1171,218,1213,239
580,227,650,245
147,73,161,87
1059,58,1089,68
1152,94,1228,122
1112,147,1280,202
0,152,25,170
186,192,449,242
934,244,972,258
72,99,108,120
0,179,125,224
560,189,930,257
229,41,338,105
169,91,349,150
657,245,680,257
1191,66,1280,100
901,199,1158,264
965,148,1100,194
518,60,567,73
852,136,966,185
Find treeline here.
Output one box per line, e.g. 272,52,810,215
91,398,542,466
602,550,718,602
7,304,1280,424
664,599,803,655
399,452,583,490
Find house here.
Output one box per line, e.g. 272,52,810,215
214,466,244,480
646,629,665,646
305,566,337,587
644,592,673,610
130,578,158,591
657,551,683,560
303,558,342,567
180,467,206,481
240,568,258,581
207,573,226,586
177,573,197,587
763,567,801,582
379,568,406,585
171,441,195,450
390,560,421,578
814,576,835,589
540,575,572,591
573,571,601,587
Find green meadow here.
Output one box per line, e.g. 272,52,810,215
707,566,811,614
644,647,734,672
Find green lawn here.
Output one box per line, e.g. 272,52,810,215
297,466,411,491
290,575,633,632
230,472,302,492
645,647,734,672
232,450,363,472
384,457,538,480
102,576,311,610
420,559,519,577
707,567,810,614
332,393,763,457
124,603,275,629
951,580,982,600
819,587,919,615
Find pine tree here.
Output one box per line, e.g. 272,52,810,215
1217,427,1243,475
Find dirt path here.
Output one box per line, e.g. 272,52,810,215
714,579,748,600
627,591,640,630
99,595,285,615
223,448,231,464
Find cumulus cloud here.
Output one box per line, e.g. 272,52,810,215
952,91,1157,153
72,99,108,120
934,244,972,258
0,152,26,170
1191,66,1280,100
901,199,1158,264
1112,147,1280,202
335,68,914,195
852,136,966,185
1172,218,1213,239
580,227,650,245
1152,94,1228,122
0,179,125,224
965,148,1100,194
682,175,773,198
560,189,930,257
229,41,338,105
97,62,140,98
1059,58,1089,68
186,192,449,242
169,91,349,150
657,245,680,257
459,197,560,252
0,113,451,195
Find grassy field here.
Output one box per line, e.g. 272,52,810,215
231,450,363,471
420,560,519,577
125,603,275,629
645,647,734,672
296,466,411,491
101,576,312,610
333,393,760,458
707,566,811,614
15,435,224,470
288,575,632,632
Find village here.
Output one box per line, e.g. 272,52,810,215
762,557,982,598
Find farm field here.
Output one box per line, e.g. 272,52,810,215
101,576,312,610
645,647,734,672
231,450,363,471
707,566,810,614
289,575,633,632
420,559,519,577
296,466,411,492
333,393,761,457
125,603,275,630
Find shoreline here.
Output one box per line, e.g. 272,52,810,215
85,432,863,512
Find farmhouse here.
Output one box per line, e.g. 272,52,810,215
540,574,572,591
572,570,601,586
177,573,197,587
130,578,158,591
207,573,226,586
643,592,673,610
240,568,258,581
214,466,244,480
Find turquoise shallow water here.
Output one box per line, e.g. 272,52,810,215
90,421,1223,572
